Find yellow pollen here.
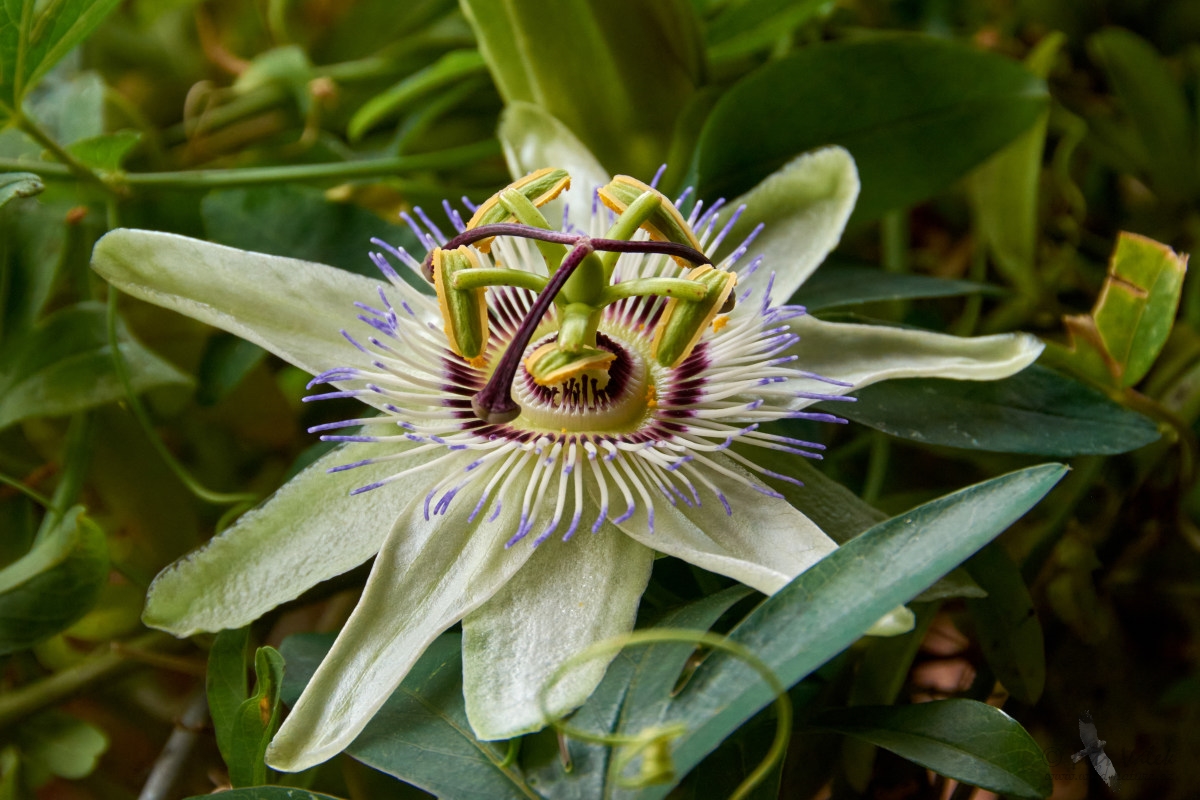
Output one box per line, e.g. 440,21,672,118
646,384,657,409
712,314,730,333
468,354,487,369
561,427,568,434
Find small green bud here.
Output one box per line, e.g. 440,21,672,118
637,736,676,786
597,176,702,261
466,168,571,252
525,341,616,387
432,246,489,363
652,265,737,368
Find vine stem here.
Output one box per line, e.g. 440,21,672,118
14,114,116,194
538,629,792,800
0,632,185,729
0,139,499,190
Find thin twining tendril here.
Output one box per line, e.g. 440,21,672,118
537,628,792,800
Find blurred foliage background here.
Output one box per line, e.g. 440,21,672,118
1,0,1200,797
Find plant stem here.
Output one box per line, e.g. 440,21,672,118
0,632,185,729
15,114,115,194
117,139,499,189
0,139,500,190
137,689,209,800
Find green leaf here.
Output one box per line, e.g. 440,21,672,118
200,184,427,291
965,543,1045,704
196,333,267,406
706,0,829,62
810,699,1051,799
1045,232,1188,388
525,586,752,800
0,302,191,431
182,790,345,800
817,364,1161,456
280,632,541,800
0,172,42,208
228,646,286,787
791,263,999,311
967,33,1065,296
1089,27,1197,204
461,0,703,176
0,0,124,118
691,35,1048,224
631,463,1066,799
65,130,142,173
15,711,108,780
0,505,108,654
208,628,251,773
348,49,486,142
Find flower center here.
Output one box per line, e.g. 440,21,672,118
514,332,651,433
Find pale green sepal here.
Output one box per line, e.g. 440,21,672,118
142,443,437,637
462,524,654,740
716,146,860,300
498,103,610,231
91,230,434,378
865,606,916,637
604,453,837,596
265,457,536,772
786,316,1044,407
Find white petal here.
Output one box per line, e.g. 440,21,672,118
607,454,837,596
498,102,610,229
265,457,536,772
142,444,437,637
717,147,860,300
461,524,654,740
91,229,430,377
786,315,1045,404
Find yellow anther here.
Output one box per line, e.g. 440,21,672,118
465,168,571,252
468,354,488,369
711,315,729,333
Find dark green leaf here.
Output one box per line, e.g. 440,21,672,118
630,463,1066,799
810,699,1052,799
208,628,251,773
706,0,828,61
965,543,1045,704
0,302,191,431
1089,28,1197,204
817,365,1160,456
462,0,702,176
196,333,267,406
691,36,1048,224
200,185,428,291
0,172,42,209
182,790,345,800
281,632,541,800
0,0,124,117
0,505,108,654
745,446,983,601
228,646,285,787
791,263,1000,311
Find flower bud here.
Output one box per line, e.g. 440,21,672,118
597,175,702,257
466,168,571,252
432,246,489,362
652,265,737,368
